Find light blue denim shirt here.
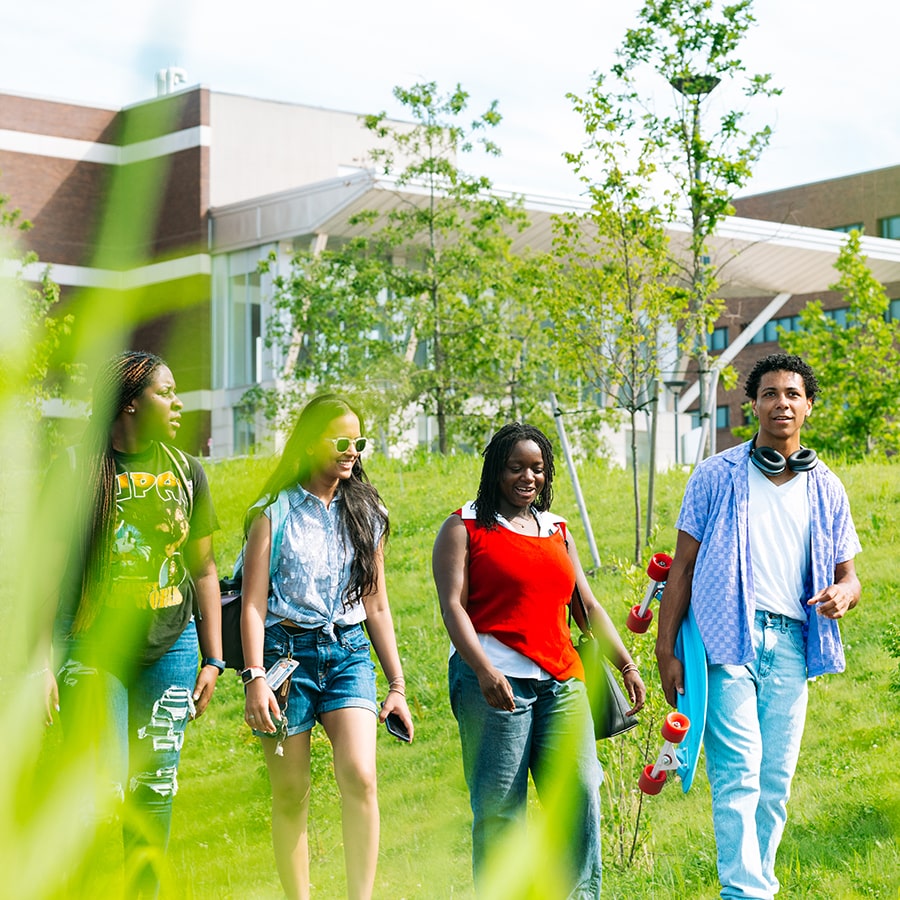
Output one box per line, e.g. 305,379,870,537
266,485,384,637
676,440,861,677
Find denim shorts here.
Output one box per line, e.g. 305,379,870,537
256,621,377,737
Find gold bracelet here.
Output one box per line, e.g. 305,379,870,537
621,663,639,676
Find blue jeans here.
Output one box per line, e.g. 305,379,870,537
704,611,809,899
57,620,199,898
449,653,603,899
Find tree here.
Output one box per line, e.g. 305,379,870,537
549,113,684,562
779,231,900,458
258,82,552,452
256,242,413,440
602,0,780,457
0,191,76,447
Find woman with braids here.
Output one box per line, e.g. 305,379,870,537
43,350,223,898
239,394,412,900
432,423,644,898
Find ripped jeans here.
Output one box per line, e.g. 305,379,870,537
56,620,198,898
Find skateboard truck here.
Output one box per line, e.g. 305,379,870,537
638,712,690,795
626,552,673,633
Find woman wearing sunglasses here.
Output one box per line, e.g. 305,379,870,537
240,393,412,900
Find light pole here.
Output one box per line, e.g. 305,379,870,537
665,379,688,466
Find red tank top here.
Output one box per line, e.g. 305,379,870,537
460,513,583,682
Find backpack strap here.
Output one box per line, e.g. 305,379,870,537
267,490,291,578
159,442,194,520
233,489,292,581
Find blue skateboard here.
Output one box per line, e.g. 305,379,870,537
674,605,708,793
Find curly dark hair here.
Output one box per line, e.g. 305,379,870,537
250,393,389,609
473,423,555,530
744,353,819,402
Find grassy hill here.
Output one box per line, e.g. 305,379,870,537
27,452,900,898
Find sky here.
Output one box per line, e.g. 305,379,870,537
1,0,897,202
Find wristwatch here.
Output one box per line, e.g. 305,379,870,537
241,666,266,685
202,657,227,674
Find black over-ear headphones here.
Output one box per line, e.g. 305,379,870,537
750,437,818,476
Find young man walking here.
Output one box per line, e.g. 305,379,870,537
656,353,861,899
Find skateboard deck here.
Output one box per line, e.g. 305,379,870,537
675,605,708,793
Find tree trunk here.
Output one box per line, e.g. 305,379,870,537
630,409,641,565
645,381,658,548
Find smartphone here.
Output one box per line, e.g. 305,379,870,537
384,711,411,743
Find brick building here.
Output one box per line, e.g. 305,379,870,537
4,83,900,462
702,166,900,451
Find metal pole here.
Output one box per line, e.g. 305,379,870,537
673,391,680,465
708,367,721,457
549,392,601,570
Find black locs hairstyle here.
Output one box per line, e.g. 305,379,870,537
252,393,389,609
473,423,555,530
744,353,819,402
74,350,167,631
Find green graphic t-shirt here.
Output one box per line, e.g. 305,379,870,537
59,442,218,668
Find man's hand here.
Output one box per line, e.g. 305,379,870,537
656,652,685,709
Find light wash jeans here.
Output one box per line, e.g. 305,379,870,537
57,620,199,898
449,652,603,899
704,610,809,899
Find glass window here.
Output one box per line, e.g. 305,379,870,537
824,307,848,327
233,407,256,455
212,246,273,390
689,406,729,429
832,223,864,234
879,216,900,240
230,269,262,387
888,298,900,322
707,326,728,352
748,315,801,344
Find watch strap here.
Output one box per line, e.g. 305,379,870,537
202,656,227,673
241,666,266,685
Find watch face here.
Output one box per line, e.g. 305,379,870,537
241,669,256,684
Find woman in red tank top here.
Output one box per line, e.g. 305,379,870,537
433,423,644,898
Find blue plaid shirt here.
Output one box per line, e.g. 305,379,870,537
676,440,861,677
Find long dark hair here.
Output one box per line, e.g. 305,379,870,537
473,423,555,531
250,394,389,608
74,350,166,632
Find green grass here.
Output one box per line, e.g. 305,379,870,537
25,455,900,898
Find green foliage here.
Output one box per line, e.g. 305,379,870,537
882,624,900,693
0,191,79,450
9,454,900,898
255,245,414,438
553,92,687,560
780,231,900,458
593,0,780,457
254,82,555,452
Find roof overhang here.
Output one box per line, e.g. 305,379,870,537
209,172,900,297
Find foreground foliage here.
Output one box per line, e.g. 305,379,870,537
168,454,900,899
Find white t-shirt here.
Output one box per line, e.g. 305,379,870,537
748,459,811,620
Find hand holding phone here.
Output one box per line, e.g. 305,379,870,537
384,711,411,742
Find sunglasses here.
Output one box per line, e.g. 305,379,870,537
327,436,368,453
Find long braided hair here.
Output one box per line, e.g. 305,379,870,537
72,350,166,632
473,423,556,531
249,394,389,609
